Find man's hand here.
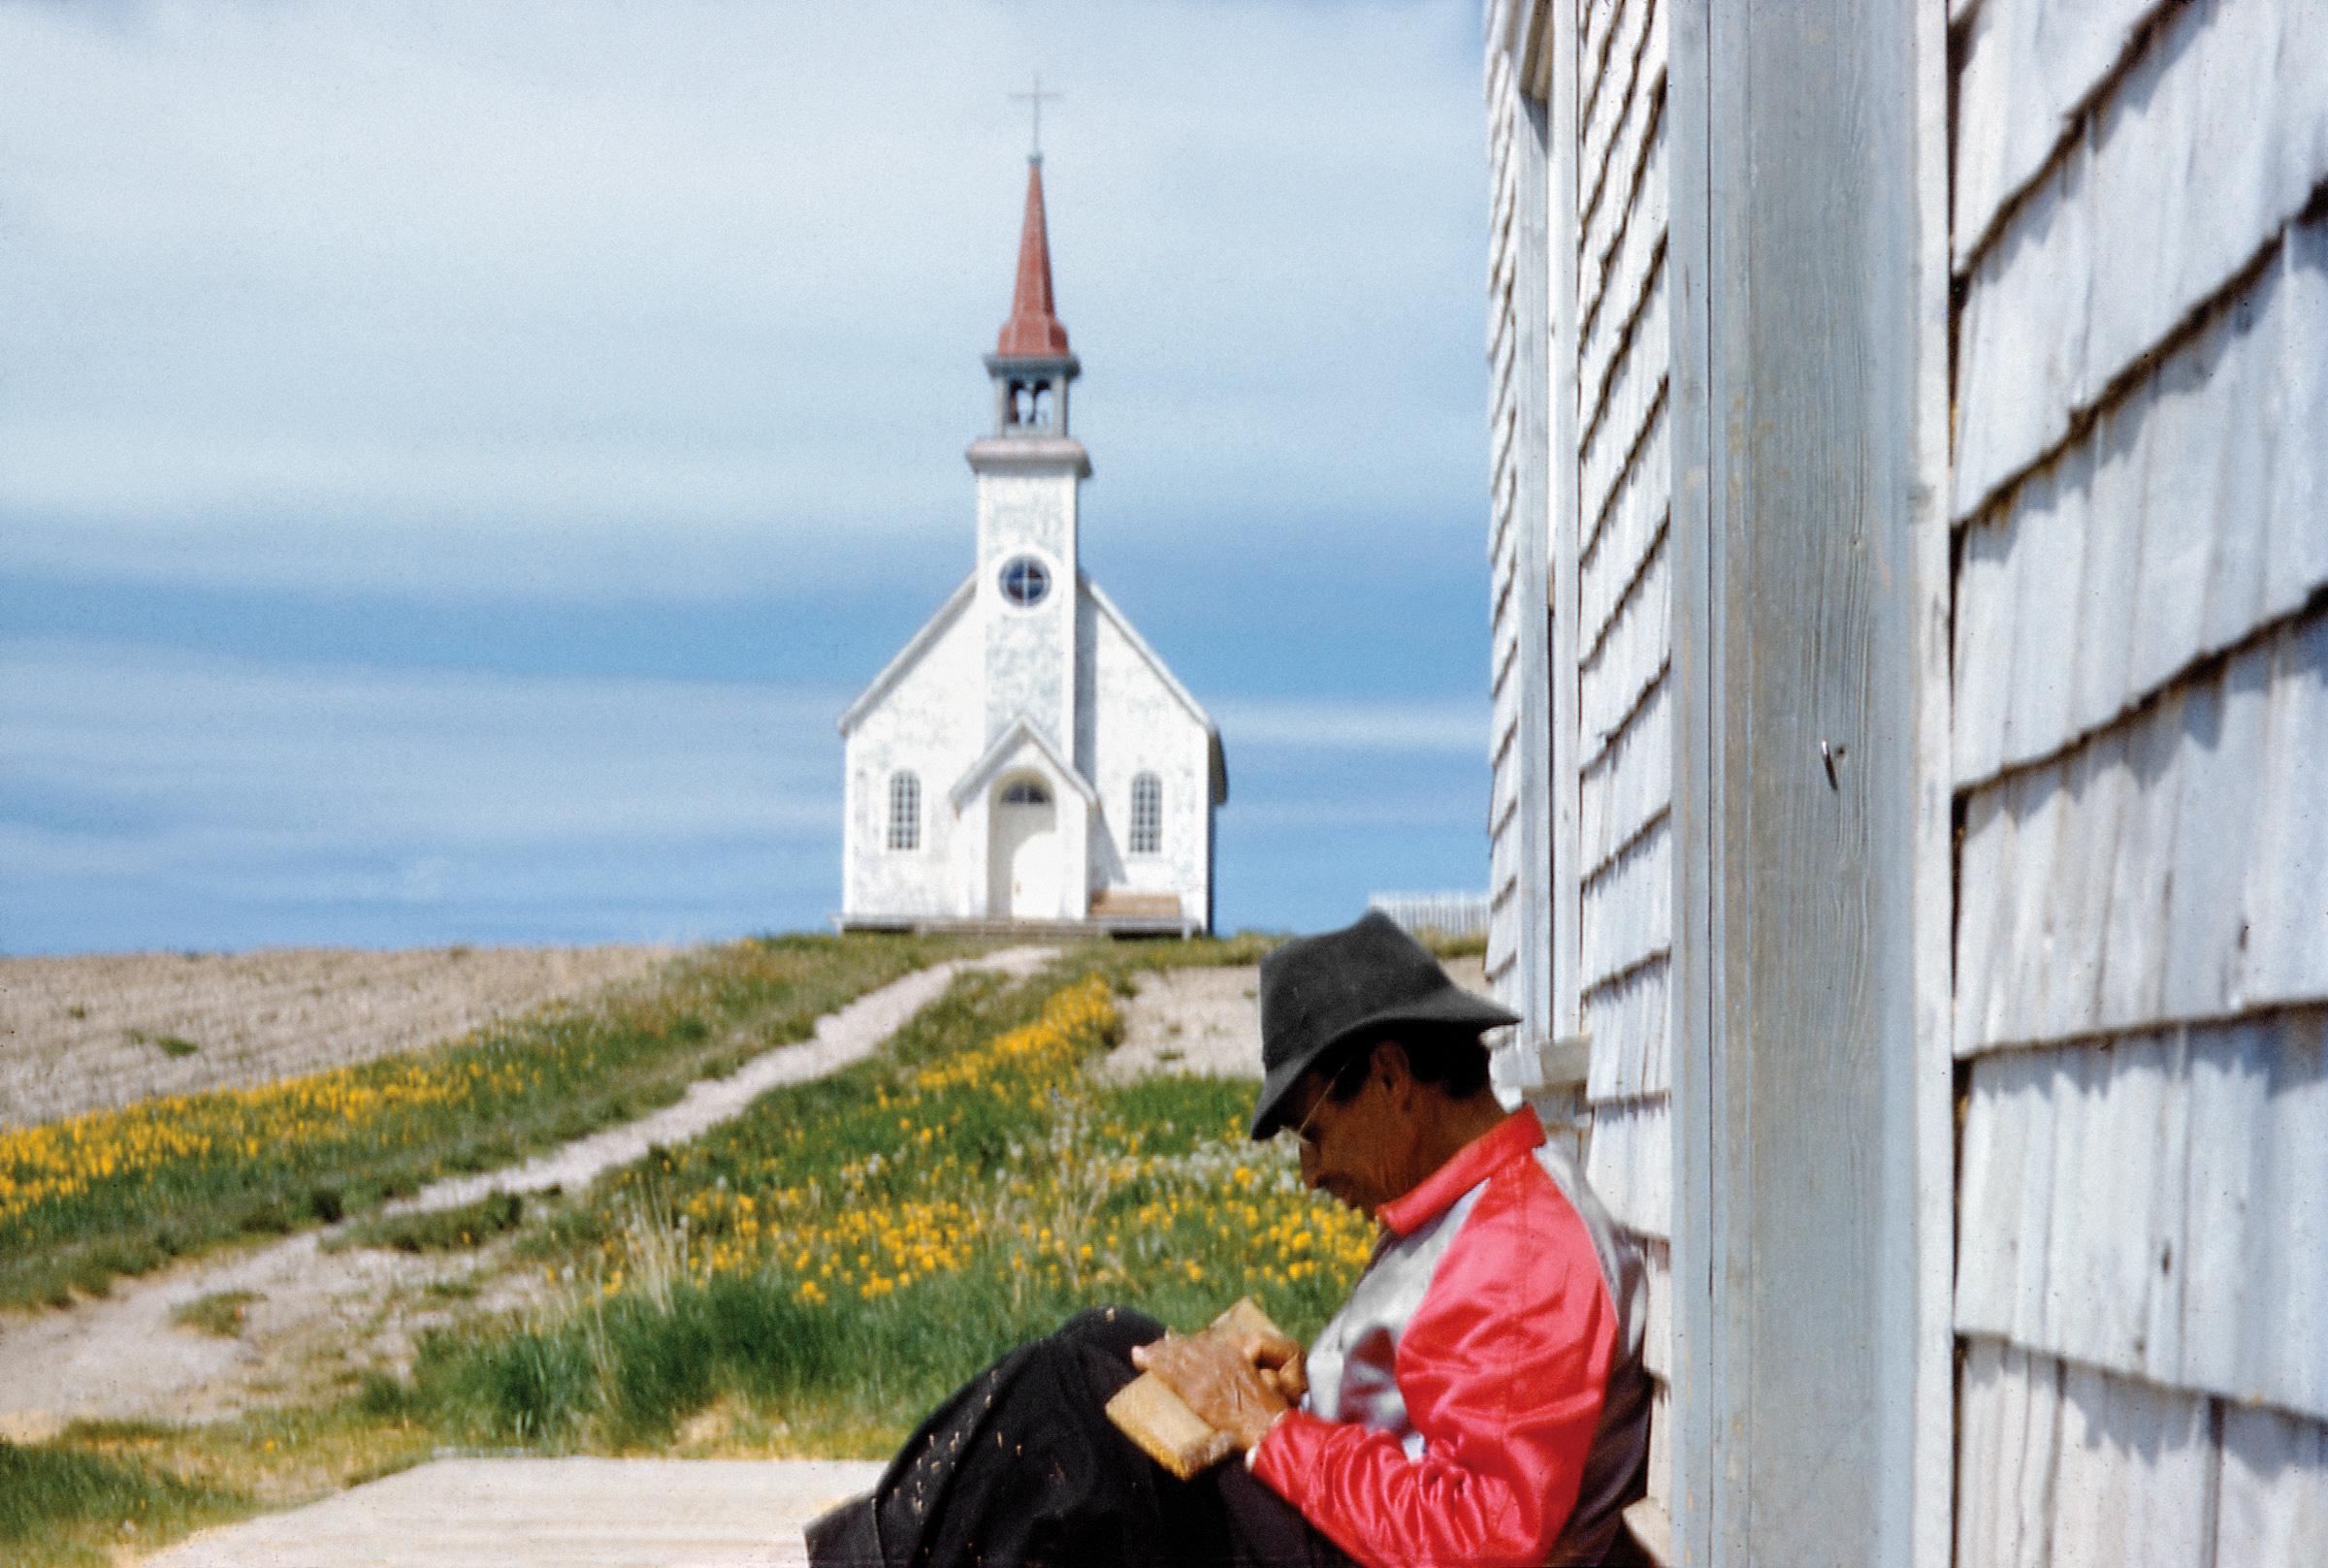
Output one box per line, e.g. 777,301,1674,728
1130,1328,1308,1452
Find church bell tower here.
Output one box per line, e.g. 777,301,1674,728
968,154,1090,752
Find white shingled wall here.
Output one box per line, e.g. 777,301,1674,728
1949,0,2328,1559
1485,0,1674,1516
1569,0,1672,1514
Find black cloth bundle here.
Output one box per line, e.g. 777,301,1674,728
806,1306,1354,1568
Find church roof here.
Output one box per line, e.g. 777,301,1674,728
995,158,1071,357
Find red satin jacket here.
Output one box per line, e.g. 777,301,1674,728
1248,1107,1649,1567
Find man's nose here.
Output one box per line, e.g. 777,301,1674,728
1297,1138,1321,1185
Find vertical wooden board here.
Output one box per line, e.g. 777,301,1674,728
2179,1010,2328,1418
2243,617,2328,1003
2217,1402,2328,1564
1953,0,2328,516
2091,700,2183,1033
2047,1362,2216,1568
1644,1377,1672,1509
1637,1235,1671,1381
2155,665,2266,1024
1956,1338,2063,1568
1951,0,2163,261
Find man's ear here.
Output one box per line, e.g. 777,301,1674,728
1370,1039,1414,1100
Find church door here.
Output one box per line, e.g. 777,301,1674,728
988,777,1059,919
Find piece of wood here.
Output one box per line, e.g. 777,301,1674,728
1104,1298,1284,1482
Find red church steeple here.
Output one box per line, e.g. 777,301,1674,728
983,154,1079,440
997,157,1071,357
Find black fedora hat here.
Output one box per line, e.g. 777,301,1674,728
1248,911,1519,1139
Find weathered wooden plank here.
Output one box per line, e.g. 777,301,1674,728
1579,690,1666,878
1582,75,1667,350
1953,0,2328,518
1584,951,1669,1102
1579,546,1671,742
1581,62,1666,338
1579,0,1650,235
1579,815,1669,987
1956,1011,2328,1421
1665,0,1937,1559
1579,266,1667,517
1644,1377,1672,1511
2218,1402,2328,1563
2049,1360,2218,1568
1957,1340,2227,1568
1954,219,2328,785
1578,401,1669,638
1637,1235,1671,1382
1951,0,2163,265
1583,1092,1669,1239
1956,613,2328,1051
1956,1338,2066,1568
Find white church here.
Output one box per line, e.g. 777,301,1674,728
837,156,1226,935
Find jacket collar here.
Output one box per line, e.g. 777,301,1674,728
1377,1105,1546,1236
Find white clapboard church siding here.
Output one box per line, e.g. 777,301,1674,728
837,159,1226,936
1483,0,2322,1561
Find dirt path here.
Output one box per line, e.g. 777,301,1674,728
0,948,1055,1443
1099,953,1492,1082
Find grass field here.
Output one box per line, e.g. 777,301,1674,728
0,933,961,1307
0,931,1406,1565
402,947,1374,1455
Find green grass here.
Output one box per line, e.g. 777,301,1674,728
405,951,1374,1455
0,933,967,1308
0,1438,245,1567
325,1191,527,1255
169,1290,263,1337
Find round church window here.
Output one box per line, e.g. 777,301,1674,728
999,556,1051,606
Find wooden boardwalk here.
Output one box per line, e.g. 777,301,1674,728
144,1457,885,1568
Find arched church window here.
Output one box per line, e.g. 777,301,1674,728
888,771,921,851
1028,383,1051,426
1010,382,1033,424
1129,772,1162,855
1000,779,1051,806
999,557,1051,607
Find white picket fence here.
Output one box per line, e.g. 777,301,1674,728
1366,891,1492,940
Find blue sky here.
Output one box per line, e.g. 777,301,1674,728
1,0,1494,953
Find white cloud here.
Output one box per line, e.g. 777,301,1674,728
0,0,1486,601
1210,695,1489,756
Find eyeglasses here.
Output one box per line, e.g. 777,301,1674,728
1286,1086,1330,1150
1282,1054,1368,1150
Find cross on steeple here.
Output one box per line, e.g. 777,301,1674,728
1009,73,1060,160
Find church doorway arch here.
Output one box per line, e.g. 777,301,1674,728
988,775,1058,919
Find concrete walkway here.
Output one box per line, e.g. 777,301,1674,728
142,1457,886,1567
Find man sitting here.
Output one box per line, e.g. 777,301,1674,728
809,912,1650,1567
